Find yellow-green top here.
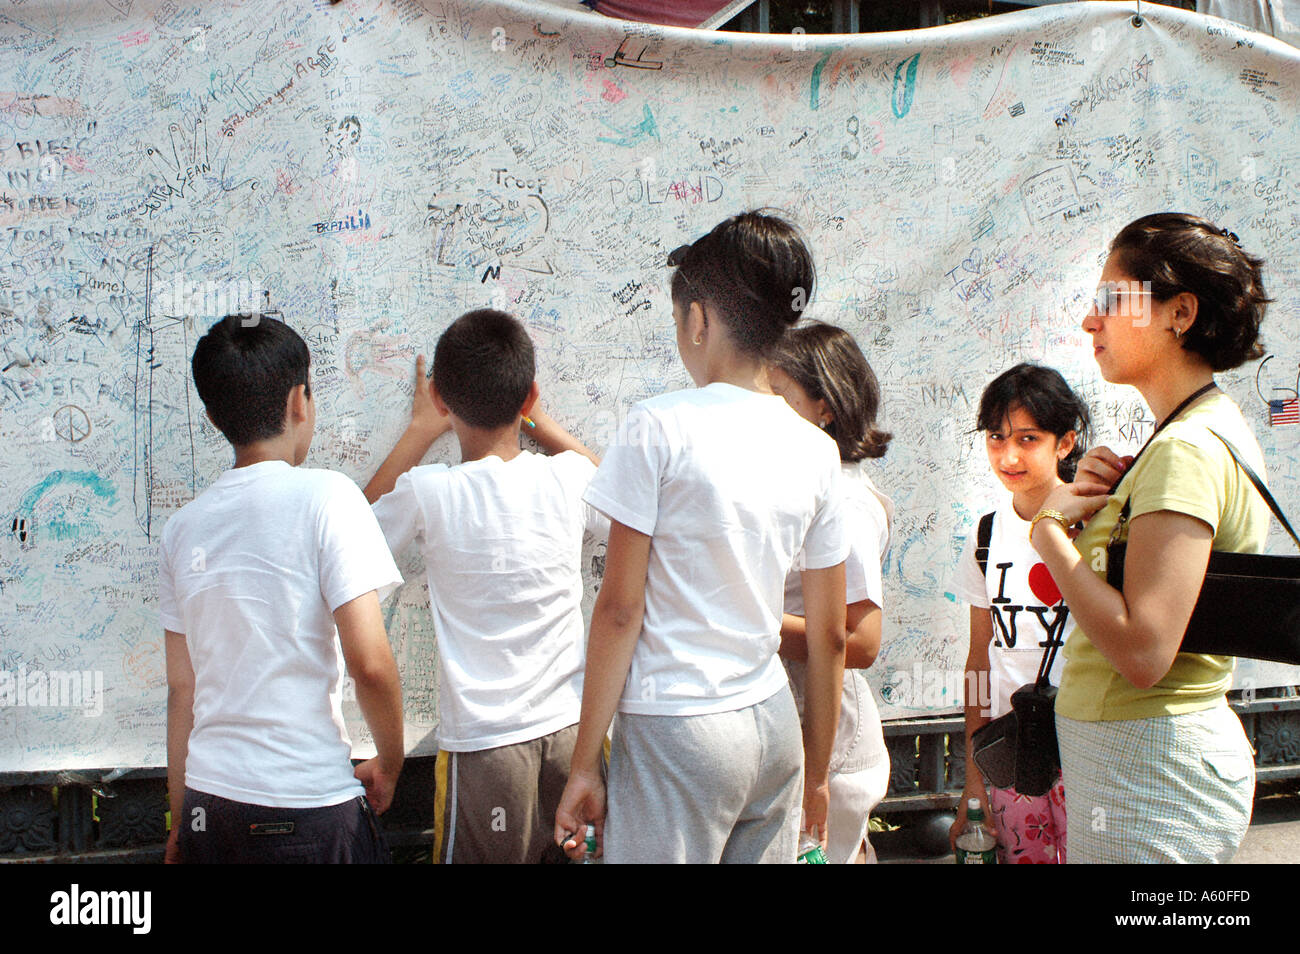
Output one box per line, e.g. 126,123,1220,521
1056,393,1270,721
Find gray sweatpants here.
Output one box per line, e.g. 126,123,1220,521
604,686,803,864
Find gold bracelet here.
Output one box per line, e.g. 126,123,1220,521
1030,509,1071,538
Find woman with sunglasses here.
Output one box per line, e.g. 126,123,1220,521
1028,213,1272,862
554,210,849,863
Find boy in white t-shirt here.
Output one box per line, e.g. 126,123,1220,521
366,308,606,864
162,315,405,864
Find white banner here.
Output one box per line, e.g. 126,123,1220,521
1,0,1298,770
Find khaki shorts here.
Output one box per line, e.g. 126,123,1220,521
433,723,577,864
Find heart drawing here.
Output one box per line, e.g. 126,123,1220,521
1028,562,1062,606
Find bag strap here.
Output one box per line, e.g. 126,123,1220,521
1106,384,1300,554
1109,382,1220,541
1033,615,1062,689
975,511,994,578
1207,429,1300,553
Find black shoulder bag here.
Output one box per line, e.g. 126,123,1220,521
969,635,1064,797
1105,384,1300,667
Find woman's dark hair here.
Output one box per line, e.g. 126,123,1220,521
668,208,815,357
769,322,891,462
1109,213,1270,371
976,363,1091,480
192,314,311,447
433,308,535,428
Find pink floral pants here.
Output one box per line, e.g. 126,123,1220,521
987,774,1067,864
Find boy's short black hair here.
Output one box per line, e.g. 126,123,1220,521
191,315,311,447
433,309,535,428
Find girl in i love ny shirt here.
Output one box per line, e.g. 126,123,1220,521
950,364,1092,863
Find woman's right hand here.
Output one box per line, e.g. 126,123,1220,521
949,779,991,850
1074,445,1134,489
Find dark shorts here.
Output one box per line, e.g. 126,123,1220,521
178,789,391,864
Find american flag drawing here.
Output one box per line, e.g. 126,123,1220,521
1269,396,1300,426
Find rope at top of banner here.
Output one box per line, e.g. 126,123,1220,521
1133,0,1144,28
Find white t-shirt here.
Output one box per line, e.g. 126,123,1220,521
952,499,1070,719
584,382,849,717
158,461,402,809
783,462,892,774
372,450,608,751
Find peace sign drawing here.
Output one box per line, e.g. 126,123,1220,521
52,405,91,443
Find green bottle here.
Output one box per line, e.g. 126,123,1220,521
797,831,828,864
954,798,998,864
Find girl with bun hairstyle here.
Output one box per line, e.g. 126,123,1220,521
1030,213,1273,863
555,210,850,863
768,321,894,864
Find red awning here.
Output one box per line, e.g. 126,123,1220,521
590,0,758,29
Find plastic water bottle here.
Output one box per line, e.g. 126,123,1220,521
797,831,828,864
954,798,998,864
582,824,598,864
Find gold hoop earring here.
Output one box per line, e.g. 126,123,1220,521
693,336,702,346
